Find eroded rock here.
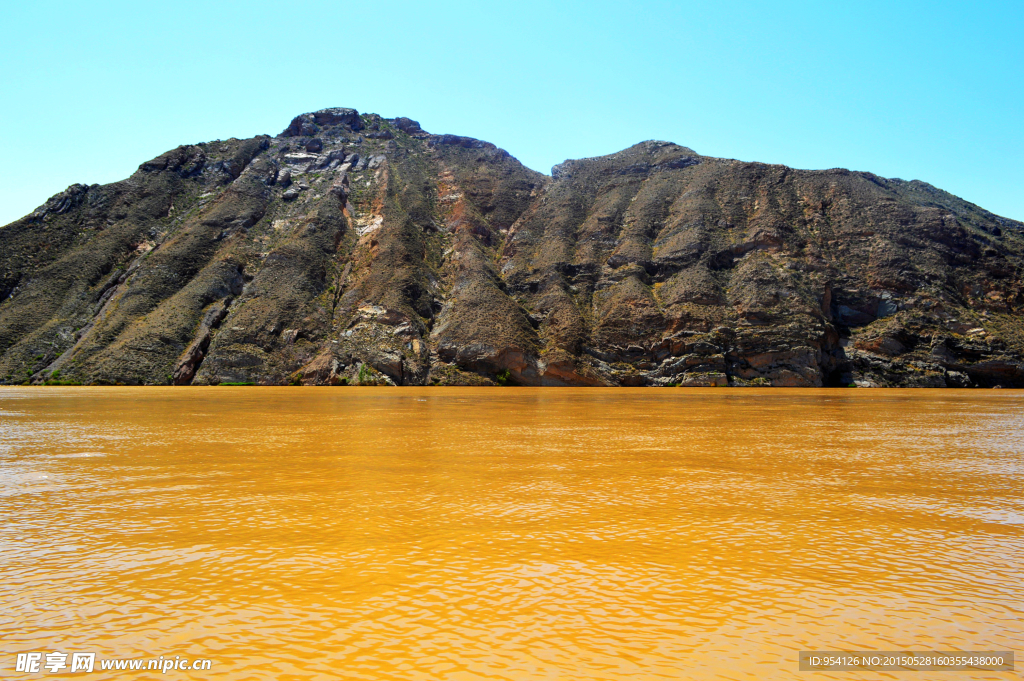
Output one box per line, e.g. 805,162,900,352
2,108,1023,388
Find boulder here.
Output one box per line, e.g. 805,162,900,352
314,149,347,170
280,107,363,137
310,107,363,130
283,151,318,167
393,117,424,134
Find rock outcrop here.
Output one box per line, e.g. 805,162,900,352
2,108,1022,387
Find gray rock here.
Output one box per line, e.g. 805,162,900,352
282,187,300,201
31,184,91,220
945,370,972,388
282,152,319,170
280,108,363,137
877,298,899,318
305,138,323,153
276,169,292,187
678,372,728,387
909,373,947,388
393,117,423,134
371,352,404,382
311,108,363,130
314,149,347,170
329,183,348,200
172,299,231,385
837,304,875,326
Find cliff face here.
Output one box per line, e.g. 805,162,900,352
2,107,1023,387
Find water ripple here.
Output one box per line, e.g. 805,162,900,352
0,387,1021,680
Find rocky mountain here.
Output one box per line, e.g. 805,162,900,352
2,107,1023,387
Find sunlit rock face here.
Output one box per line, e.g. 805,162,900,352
2,108,1022,387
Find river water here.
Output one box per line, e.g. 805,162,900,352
1,387,1022,680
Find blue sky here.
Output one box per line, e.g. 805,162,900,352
1,0,1021,225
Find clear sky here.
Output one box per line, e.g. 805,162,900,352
2,0,1021,226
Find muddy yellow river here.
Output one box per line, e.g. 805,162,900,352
2,388,1022,680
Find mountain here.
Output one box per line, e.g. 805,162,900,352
2,107,1023,388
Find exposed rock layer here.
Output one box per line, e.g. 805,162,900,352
2,108,1023,387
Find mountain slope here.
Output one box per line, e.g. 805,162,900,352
2,107,1022,387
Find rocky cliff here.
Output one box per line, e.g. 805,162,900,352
2,107,1023,387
